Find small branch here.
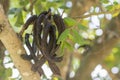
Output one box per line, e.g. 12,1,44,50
29,0,37,15
70,0,100,17
73,9,120,19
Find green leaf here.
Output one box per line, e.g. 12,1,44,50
78,23,87,31
113,1,119,5
15,10,24,27
64,17,77,27
19,0,29,6
59,42,65,55
105,5,113,11
41,0,46,2
57,29,70,44
0,65,5,77
60,5,69,9
8,8,18,14
72,29,84,44
46,2,57,8
0,60,2,64
34,0,42,15
64,41,73,51
5,68,12,77
100,0,109,4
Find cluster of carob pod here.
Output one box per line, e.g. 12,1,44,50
19,9,65,76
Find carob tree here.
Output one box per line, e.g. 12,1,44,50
19,9,65,76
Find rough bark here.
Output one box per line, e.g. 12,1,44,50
0,0,9,68
0,41,6,80
0,4,40,80
0,41,5,62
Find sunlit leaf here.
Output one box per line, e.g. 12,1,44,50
19,0,29,6
100,0,109,4
15,10,24,27
64,41,73,51
0,65,5,77
59,42,65,55
106,5,113,11
113,47,120,60
72,58,80,71
72,29,84,44
34,0,42,15
113,1,119,5
46,2,57,8
5,68,12,77
78,23,87,31
60,5,69,9
52,77,59,80
57,29,70,44
8,8,18,14
64,17,77,27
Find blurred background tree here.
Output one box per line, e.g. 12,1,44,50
0,0,120,80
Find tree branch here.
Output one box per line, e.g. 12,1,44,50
69,0,100,17
73,9,120,19
0,4,40,80
71,14,120,80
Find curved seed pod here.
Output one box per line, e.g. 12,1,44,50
52,55,63,62
35,10,51,44
38,11,48,16
19,15,37,36
33,13,46,47
48,61,61,76
32,38,37,54
42,20,63,62
42,20,51,48
53,14,65,37
33,13,57,62
37,67,44,76
31,56,46,72
48,25,56,54
25,33,37,61
50,44,60,55
48,25,63,62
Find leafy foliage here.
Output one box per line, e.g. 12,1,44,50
64,17,77,27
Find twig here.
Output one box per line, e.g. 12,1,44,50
66,53,73,80
29,0,37,15
73,9,120,19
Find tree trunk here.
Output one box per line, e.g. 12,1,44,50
0,4,40,80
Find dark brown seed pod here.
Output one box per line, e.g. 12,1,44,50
34,13,59,62
48,61,61,76
20,9,66,76
31,56,46,72
42,20,51,48
19,15,37,36
53,14,65,37
48,25,56,54
33,13,46,47
25,33,37,61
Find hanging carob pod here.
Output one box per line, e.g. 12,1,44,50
53,14,66,36
19,9,66,76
